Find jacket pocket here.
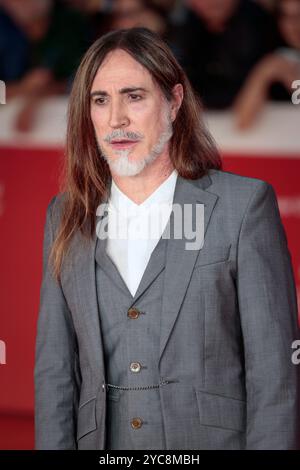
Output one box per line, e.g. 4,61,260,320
76,396,97,441
194,389,246,433
193,244,231,269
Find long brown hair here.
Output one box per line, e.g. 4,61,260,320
50,27,222,282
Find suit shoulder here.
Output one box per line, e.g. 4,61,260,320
207,169,272,195
46,192,67,227
47,192,66,210
205,170,276,216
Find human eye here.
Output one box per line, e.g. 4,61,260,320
93,96,107,105
128,94,142,101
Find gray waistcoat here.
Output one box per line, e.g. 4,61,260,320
95,231,168,450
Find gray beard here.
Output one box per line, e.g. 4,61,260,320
98,110,173,177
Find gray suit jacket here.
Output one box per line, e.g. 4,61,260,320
34,169,300,449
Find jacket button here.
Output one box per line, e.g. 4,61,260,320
130,362,141,373
131,417,143,429
127,307,140,319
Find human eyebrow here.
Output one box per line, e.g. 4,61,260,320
90,87,148,98
119,87,148,94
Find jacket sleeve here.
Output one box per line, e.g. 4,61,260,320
236,181,300,449
34,196,79,449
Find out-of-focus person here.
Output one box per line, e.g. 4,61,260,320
256,0,276,10
169,0,276,108
103,0,170,36
61,0,114,41
63,0,175,39
62,0,113,12
234,0,300,129
0,0,89,132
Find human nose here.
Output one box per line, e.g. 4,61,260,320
108,98,130,128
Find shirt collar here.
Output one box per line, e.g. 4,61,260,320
109,168,178,214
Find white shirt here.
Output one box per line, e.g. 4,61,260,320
106,169,178,296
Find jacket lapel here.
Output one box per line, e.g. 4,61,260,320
158,173,219,365
71,223,105,378
67,187,111,378
131,235,167,301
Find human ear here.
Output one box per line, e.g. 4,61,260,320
171,83,184,120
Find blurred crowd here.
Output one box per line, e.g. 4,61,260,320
0,0,299,132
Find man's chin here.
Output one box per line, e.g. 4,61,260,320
101,147,158,177
107,156,147,177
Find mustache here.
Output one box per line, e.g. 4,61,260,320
103,130,144,143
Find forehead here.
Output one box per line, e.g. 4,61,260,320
92,49,156,89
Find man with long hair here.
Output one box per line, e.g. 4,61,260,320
34,27,300,450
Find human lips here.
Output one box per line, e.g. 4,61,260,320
110,139,139,149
